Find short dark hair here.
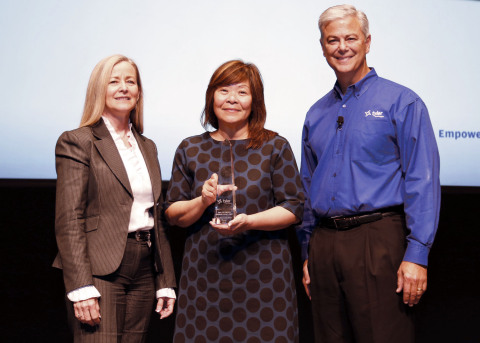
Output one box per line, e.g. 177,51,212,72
202,60,276,149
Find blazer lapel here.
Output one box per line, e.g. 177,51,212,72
134,129,162,202
92,120,133,197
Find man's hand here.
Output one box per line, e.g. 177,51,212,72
396,261,427,307
74,298,101,326
156,297,175,319
302,259,311,300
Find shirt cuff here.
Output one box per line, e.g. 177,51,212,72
403,240,430,267
301,242,309,261
67,285,101,302
156,288,176,299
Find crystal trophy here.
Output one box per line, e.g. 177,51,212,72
214,139,236,224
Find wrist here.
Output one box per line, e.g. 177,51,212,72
242,214,253,231
200,193,214,208
198,195,210,210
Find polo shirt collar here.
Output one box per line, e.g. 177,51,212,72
333,68,378,100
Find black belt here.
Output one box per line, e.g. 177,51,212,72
319,206,403,230
127,230,152,244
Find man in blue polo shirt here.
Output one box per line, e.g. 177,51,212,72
298,4,441,342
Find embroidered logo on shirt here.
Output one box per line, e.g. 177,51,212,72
365,110,384,118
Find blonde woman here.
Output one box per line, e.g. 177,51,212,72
53,55,176,342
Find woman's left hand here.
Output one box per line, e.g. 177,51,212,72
155,297,175,319
210,213,250,235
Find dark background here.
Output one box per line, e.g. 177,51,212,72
0,179,478,342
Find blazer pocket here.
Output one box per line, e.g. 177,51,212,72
84,215,100,232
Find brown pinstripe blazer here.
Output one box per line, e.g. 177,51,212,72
53,119,176,293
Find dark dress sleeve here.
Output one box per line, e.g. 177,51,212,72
165,139,194,207
270,137,305,221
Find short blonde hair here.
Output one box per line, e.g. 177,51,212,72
80,54,144,133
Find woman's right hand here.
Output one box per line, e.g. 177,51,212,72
165,173,219,228
201,173,218,206
74,298,101,326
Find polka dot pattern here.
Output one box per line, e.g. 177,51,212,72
166,132,304,342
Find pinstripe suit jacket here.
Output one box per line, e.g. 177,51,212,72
53,119,176,294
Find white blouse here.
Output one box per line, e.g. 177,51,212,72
103,116,154,233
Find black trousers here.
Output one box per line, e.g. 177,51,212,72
67,237,156,343
308,213,414,343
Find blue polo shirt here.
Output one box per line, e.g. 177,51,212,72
298,68,440,266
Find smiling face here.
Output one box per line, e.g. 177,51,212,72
321,15,371,91
103,61,139,120
213,81,252,133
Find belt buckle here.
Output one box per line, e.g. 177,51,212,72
330,216,347,229
136,231,152,248
332,218,342,229
331,215,359,230
134,231,142,242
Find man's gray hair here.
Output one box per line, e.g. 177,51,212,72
318,4,369,39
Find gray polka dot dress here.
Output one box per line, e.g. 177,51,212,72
166,132,304,343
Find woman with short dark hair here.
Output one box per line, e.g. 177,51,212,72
165,59,304,342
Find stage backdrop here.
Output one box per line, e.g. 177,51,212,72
1,0,479,186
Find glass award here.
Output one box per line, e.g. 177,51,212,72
214,139,236,224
